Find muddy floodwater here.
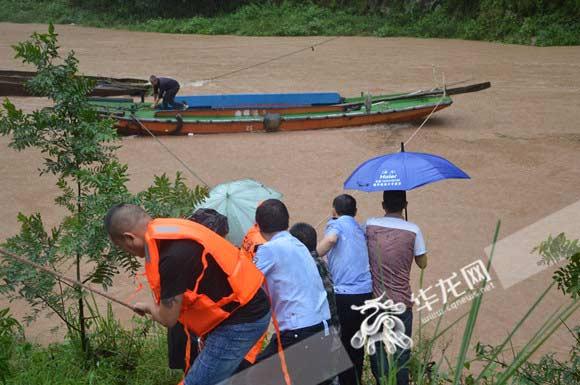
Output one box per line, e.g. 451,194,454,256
1,23,579,359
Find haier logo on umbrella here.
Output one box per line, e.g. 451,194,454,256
373,170,402,188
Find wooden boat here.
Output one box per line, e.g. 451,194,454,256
89,82,490,135
155,82,491,118
0,70,151,99
93,96,451,135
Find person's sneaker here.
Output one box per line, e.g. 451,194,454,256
181,102,189,111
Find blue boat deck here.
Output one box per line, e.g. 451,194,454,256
175,92,342,109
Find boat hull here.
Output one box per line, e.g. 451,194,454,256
0,70,150,97
115,102,451,136
155,104,347,117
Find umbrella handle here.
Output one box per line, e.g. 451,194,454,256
402,190,408,221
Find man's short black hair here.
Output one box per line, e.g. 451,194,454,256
333,194,357,217
104,204,149,239
382,190,406,213
255,199,289,233
289,222,317,252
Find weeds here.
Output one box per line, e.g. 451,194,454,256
375,224,579,385
1,0,579,46
5,324,181,385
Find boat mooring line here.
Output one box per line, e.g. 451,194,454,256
129,37,340,191
205,36,340,83
130,114,211,188
136,58,448,234
403,74,447,148
313,75,448,230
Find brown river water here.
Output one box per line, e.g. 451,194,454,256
0,23,579,362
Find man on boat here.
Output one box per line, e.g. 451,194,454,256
150,75,187,110
104,204,271,385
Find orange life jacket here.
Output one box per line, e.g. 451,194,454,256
144,218,264,337
147,219,290,385
239,224,266,261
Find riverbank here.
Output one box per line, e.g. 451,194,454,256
0,1,579,46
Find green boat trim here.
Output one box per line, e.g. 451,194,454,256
111,97,453,125
90,95,452,122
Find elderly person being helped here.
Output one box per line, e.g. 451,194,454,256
104,204,271,385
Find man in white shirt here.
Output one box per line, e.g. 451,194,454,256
365,190,427,385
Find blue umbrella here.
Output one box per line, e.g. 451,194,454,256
344,146,469,219
197,179,283,246
344,150,470,192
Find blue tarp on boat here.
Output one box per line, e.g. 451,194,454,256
175,92,342,109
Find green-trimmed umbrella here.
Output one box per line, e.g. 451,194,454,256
197,179,283,246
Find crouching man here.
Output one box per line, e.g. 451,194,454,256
104,204,271,385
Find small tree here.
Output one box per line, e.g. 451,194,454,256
0,25,207,357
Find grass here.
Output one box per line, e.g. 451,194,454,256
1,227,579,385
1,304,182,385
6,332,181,385
0,1,579,46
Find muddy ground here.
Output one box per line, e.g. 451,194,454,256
0,23,579,361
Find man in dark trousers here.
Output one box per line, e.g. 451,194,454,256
365,190,428,385
150,75,186,110
104,204,270,385
317,194,373,385
253,199,334,385
168,208,230,371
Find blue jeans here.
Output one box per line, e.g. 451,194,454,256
184,311,271,385
370,308,413,385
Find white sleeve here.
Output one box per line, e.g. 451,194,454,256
414,227,427,256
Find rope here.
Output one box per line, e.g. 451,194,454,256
403,72,447,147
130,114,211,188
0,247,135,311
315,215,330,230
130,38,341,189
311,71,449,230
204,37,340,83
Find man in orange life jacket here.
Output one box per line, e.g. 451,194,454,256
168,208,230,371
104,204,271,385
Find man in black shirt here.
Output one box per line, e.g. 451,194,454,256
158,240,270,326
150,75,186,110
104,204,271,385
168,208,231,370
